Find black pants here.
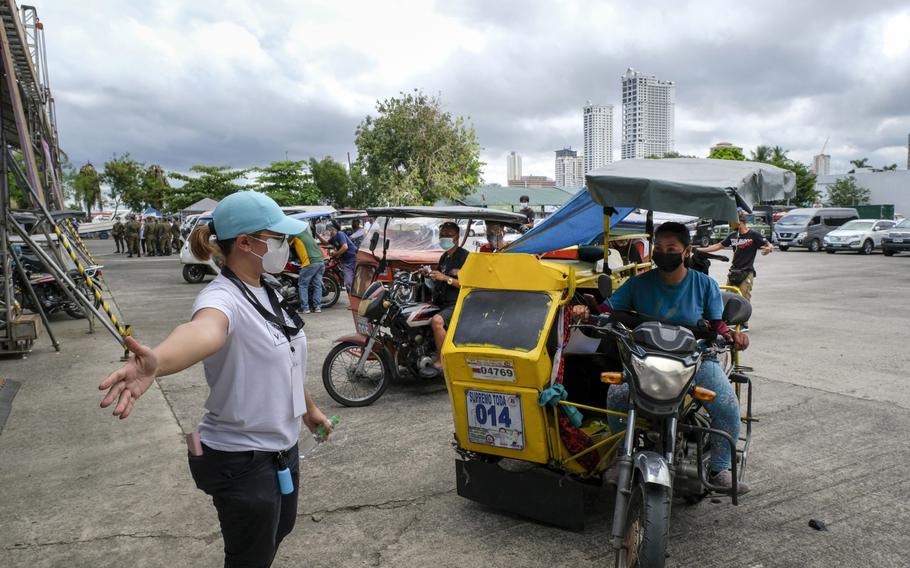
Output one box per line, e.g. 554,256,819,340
189,443,300,568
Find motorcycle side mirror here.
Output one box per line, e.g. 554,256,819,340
369,232,379,253
597,273,612,299
384,238,390,251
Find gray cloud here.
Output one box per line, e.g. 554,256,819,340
38,0,910,185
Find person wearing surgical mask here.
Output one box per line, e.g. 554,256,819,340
484,222,506,251
428,222,469,369
97,191,333,566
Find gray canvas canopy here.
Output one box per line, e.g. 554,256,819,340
585,158,796,222
366,206,527,225
181,197,220,215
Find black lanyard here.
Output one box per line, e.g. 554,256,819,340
221,267,304,352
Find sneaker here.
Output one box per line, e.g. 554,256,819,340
709,470,751,495
301,308,311,314
314,307,322,313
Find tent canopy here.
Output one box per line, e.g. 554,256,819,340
181,197,220,214
503,190,634,254
366,206,527,225
585,158,796,222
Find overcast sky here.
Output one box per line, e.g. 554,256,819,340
39,0,910,186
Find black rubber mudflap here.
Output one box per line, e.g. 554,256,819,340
456,459,587,531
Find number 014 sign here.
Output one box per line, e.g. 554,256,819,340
465,390,524,450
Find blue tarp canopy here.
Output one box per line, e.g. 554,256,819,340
503,189,634,254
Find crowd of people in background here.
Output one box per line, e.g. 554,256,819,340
112,216,183,258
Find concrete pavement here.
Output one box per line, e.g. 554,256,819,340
1,243,909,567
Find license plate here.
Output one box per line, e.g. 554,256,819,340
355,315,372,335
466,390,524,450
466,358,515,382
895,238,904,243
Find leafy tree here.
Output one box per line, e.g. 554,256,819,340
168,165,249,211
826,176,870,206
707,146,746,161
309,156,354,207
102,154,144,214
6,150,27,208
849,158,870,169
355,89,483,205
882,163,898,171
74,162,104,216
141,164,172,211
255,160,320,206
646,151,696,159
770,146,789,163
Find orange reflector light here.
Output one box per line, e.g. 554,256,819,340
692,386,716,401
600,372,623,384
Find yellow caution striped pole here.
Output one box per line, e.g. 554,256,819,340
63,218,98,265
51,223,127,342
122,324,133,360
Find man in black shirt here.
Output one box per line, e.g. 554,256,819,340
429,222,469,368
697,213,772,301
519,195,535,231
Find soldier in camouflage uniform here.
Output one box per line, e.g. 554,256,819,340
112,219,125,254
157,216,171,255
147,218,159,256
125,215,141,257
170,217,182,252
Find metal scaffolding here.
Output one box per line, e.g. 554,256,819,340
0,1,126,354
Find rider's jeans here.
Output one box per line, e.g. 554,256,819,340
606,357,740,472
298,263,325,310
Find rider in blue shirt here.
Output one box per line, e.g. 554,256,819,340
325,222,358,291
605,222,751,494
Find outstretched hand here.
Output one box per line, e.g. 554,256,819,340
98,336,159,420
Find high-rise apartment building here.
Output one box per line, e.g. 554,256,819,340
907,134,909,170
555,148,585,188
507,151,522,183
583,102,613,173
621,67,675,159
812,153,831,176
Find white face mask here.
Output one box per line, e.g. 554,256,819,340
249,235,290,273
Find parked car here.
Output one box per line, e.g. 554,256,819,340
882,218,910,256
774,207,859,252
823,219,896,254
710,211,772,243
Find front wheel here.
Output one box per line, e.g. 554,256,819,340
826,249,836,254
779,245,789,251
321,275,341,308
699,236,710,247
808,239,821,252
182,264,207,284
322,341,390,406
883,249,895,257
616,483,671,568
860,240,873,255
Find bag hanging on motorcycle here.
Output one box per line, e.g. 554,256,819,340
727,268,751,286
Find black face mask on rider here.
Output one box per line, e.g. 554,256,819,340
652,250,685,273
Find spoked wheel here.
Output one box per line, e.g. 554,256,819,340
182,264,207,284
321,275,341,308
860,240,873,255
322,341,389,406
616,483,671,568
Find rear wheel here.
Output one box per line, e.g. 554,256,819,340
321,275,341,308
616,483,671,568
778,245,789,251
808,239,821,252
860,240,873,255
182,264,207,284
322,341,390,406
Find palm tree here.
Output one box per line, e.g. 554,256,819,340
750,145,772,163
883,163,898,171
850,158,870,169
770,146,790,164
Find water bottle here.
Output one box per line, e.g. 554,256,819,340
300,415,341,460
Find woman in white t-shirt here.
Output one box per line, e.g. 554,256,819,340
99,191,333,567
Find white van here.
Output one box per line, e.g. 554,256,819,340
774,207,859,252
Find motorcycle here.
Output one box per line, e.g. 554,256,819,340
321,269,440,406
577,303,753,567
13,252,104,319
272,256,343,312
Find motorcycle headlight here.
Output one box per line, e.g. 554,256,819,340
630,355,697,401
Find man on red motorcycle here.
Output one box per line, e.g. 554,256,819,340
429,222,469,370
322,221,358,292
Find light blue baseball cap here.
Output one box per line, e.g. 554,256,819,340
212,191,307,239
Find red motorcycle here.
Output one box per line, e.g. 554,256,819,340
274,257,342,311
